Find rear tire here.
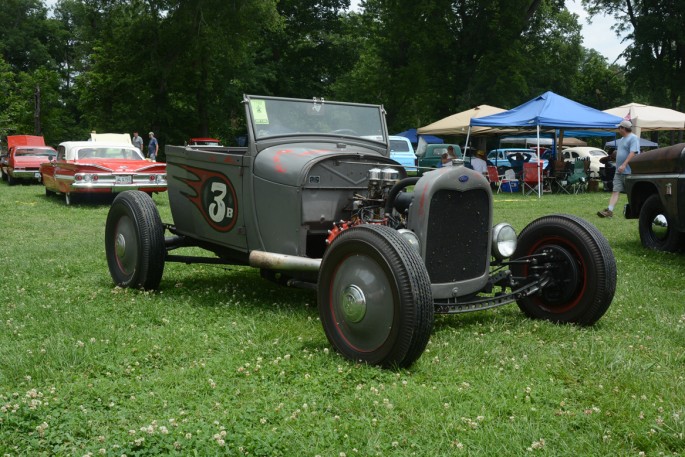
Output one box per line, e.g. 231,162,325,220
105,191,165,289
638,194,683,252
512,214,616,326
45,187,55,197
317,225,434,368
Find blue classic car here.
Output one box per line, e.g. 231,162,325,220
487,148,549,173
389,136,418,172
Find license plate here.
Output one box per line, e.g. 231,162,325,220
115,175,132,185
34,172,41,178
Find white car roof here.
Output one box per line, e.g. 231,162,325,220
59,141,140,161
90,133,132,144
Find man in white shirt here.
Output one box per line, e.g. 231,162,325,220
471,150,488,174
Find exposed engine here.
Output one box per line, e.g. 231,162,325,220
326,167,413,245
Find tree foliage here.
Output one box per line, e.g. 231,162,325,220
2,0,676,148
583,0,685,111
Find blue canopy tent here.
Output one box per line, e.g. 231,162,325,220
605,137,658,149
394,128,443,145
468,91,624,197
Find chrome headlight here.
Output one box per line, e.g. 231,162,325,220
491,223,517,260
397,229,421,256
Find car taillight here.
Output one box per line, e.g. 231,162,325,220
92,175,99,182
75,174,83,181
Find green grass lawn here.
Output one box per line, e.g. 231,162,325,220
1,184,684,456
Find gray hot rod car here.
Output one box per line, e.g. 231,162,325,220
105,95,617,368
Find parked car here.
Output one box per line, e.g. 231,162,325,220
562,147,608,178
189,137,222,146
104,94,616,369
487,148,549,173
41,141,167,205
625,143,685,252
0,135,56,185
416,143,462,174
388,135,417,172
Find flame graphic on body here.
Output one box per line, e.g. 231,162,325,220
176,164,238,232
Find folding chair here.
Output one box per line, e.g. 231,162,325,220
521,162,542,196
486,165,502,192
567,159,587,194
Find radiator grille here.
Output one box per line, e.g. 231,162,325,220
424,189,490,283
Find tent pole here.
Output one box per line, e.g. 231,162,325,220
537,125,541,198
464,126,472,159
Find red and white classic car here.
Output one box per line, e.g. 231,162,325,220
1,135,57,185
40,141,167,204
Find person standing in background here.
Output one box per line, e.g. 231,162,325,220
131,131,143,154
148,131,158,161
597,120,640,218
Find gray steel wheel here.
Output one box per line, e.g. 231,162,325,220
512,214,616,326
318,224,433,368
639,194,683,252
105,191,165,289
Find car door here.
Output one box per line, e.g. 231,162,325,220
40,146,63,191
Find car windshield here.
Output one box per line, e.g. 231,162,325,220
16,148,56,157
248,97,386,143
76,147,145,160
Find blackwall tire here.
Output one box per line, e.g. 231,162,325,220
317,224,434,368
45,187,55,197
638,194,683,252
512,214,616,326
105,191,165,289
7,173,16,186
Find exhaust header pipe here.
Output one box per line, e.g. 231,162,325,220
249,250,321,272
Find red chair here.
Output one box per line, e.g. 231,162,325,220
522,162,542,195
486,165,502,192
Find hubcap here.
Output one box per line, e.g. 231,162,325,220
115,233,127,259
652,214,668,239
341,285,366,323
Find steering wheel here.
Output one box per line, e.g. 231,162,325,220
330,129,359,136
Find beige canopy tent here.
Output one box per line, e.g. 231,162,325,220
417,105,506,136
603,103,685,136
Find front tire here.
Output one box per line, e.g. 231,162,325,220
317,225,434,368
7,173,16,186
512,214,616,326
638,194,683,252
105,191,165,289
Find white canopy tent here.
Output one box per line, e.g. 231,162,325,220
603,103,685,136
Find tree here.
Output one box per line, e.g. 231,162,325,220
583,0,685,111
332,0,587,132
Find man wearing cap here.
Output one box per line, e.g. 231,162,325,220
471,150,488,174
148,131,159,161
597,120,639,218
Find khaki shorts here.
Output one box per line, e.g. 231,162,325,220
612,173,626,193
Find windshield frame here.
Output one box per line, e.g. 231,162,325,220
244,95,388,148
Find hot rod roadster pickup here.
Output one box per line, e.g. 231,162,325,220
105,95,617,368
